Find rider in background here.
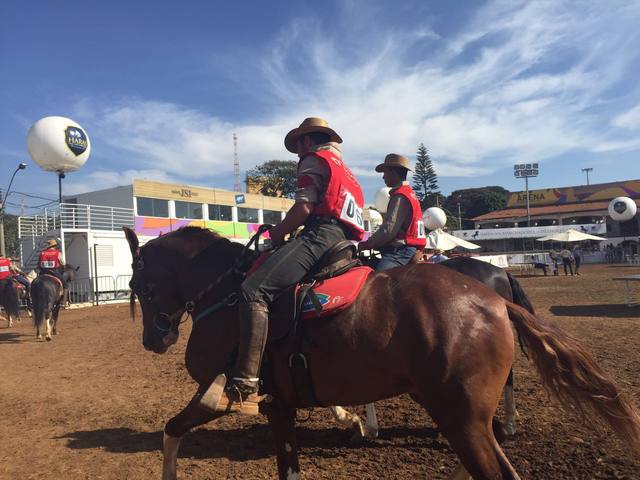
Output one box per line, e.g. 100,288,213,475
38,239,68,289
0,256,11,281
200,117,365,415
429,250,449,264
357,154,426,271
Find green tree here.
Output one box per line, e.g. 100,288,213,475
412,143,440,209
246,160,298,198
442,186,509,230
1,213,19,258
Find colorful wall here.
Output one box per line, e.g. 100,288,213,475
134,216,269,240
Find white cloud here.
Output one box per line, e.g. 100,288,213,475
612,104,640,130
64,169,173,195
70,0,640,192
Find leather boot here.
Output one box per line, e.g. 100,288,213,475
199,302,269,415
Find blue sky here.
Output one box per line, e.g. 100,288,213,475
2,0,640,214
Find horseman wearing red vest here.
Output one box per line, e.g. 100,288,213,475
38,239,67,290
200,117,365,415
0,257,11,281
358,154,426,271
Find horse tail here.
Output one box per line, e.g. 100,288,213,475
506,272,535,314
31,278,48,330
505,302,640,454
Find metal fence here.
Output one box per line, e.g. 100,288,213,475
68,274,132,305
19,203,134,237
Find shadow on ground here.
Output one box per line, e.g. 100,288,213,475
0,331,29,343
549,304,640,318
56,424,442,460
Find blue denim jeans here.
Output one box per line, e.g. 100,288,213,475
375,245,417,272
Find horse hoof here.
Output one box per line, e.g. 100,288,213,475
364,426,379,439
503,422,517,437
46,335,52,341
53,329,58,335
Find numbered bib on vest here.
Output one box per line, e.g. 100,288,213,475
340,190,364,230
40,261,56,269
0,266,9,273
416,220,426,239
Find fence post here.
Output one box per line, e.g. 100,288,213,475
93,243,99,306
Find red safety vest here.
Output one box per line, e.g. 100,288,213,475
308,149,365,240
392,184,427,248
0,257,10,280
39,249,60,270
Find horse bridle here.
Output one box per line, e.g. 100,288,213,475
130,224,270,334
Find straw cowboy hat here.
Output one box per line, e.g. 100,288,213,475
45,239,58,248
375,153,412,172
284,117,343,153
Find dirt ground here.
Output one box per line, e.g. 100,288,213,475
1,263,639,479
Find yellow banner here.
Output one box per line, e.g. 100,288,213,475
506,180,640,207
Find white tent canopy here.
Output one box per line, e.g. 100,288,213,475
536,229,607,242
426,229,481,251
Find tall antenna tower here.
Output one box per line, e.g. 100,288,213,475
233,132,240,192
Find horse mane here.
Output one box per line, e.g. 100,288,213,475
143,226,233,260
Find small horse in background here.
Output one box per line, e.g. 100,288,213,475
62,265,80,307
31,273,66,341
0,278,21,327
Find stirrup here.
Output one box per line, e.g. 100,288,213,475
199,373,228,413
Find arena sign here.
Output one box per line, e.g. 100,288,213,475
506,179,640,208
454,223,606,241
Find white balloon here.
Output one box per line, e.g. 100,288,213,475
374,187,391,213
608,196,637,222
27,116,90,173
367,208,383,224
423,207,447,230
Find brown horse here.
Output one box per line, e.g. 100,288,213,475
124,227,640,480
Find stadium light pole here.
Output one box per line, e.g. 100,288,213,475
514,163,539,227
0,162,28,257
581,167,593,185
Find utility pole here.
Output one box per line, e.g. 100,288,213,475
233,133,240,192
514,163,539,228
0,188,5,258
457,202,462,231
581,167,593,185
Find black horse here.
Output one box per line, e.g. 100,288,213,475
31,264,78,340
0,278,21,327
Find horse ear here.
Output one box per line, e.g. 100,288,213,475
123,227,140,257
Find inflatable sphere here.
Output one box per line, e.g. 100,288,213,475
367,208,383,229
424,207,447,230
608,196,637,222
374,187,391,213
27,116,90,173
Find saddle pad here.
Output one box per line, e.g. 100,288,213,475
301,266,373,319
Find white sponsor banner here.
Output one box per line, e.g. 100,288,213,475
453,223,606,241
474,255,510,268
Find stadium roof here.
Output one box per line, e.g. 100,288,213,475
473,198,640,222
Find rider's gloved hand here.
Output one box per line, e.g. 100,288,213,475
357,240,371,252
268,224,287,247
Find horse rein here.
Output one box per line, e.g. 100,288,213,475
131,224,271,334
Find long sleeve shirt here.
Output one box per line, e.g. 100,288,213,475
365,182,412,249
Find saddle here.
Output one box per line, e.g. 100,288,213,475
40,273,65,299
263,240,371,340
